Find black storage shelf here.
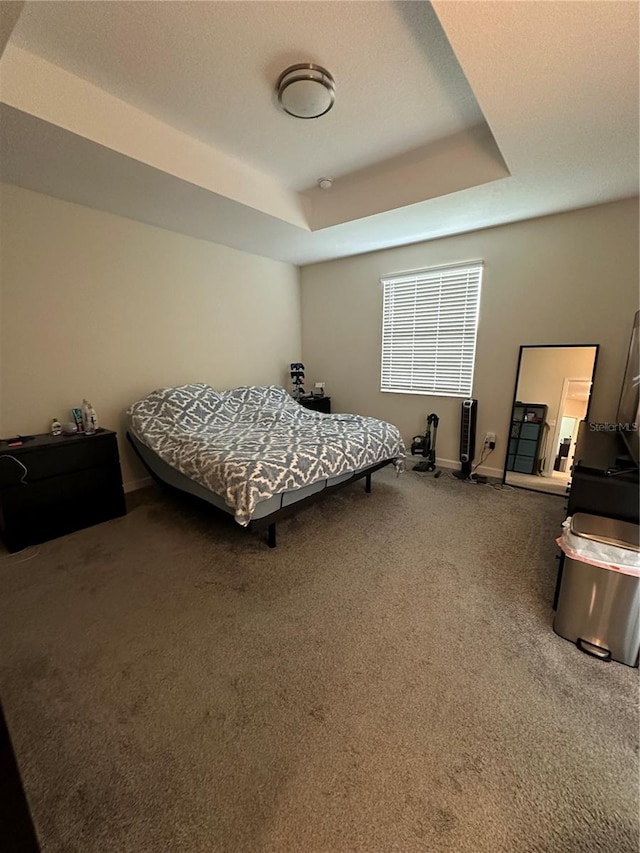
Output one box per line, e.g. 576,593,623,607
506,402,548,475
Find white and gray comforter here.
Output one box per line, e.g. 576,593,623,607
128,384,405,525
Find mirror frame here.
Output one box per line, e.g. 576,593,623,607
502,343,600,490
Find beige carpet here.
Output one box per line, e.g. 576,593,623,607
0,469,637,853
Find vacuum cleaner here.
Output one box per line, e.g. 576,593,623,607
411,413,440,475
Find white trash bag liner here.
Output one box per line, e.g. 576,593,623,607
557,516,640,578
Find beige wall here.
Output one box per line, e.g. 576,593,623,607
563,397,588,420
517,346,596,423
300,197,639,475
2,186,637,488
0,184,301,487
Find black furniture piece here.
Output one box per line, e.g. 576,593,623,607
568,422,639,524
554,438,571,472
507,402,548,474
298,395,331,414
0,429,126,553
553,421,639,609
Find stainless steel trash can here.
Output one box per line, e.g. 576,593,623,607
553,513,640,667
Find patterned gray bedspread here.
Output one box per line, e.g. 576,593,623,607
128,384,405,525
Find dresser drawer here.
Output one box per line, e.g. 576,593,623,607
0,429,125,551
0,434,119,484
0,466,126,551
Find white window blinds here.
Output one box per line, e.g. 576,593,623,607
380,261,483,397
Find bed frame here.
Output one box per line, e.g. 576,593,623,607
251,458,392,547
126,432,394,548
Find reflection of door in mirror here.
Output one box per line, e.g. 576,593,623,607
551,380,591,476
504,345,598,495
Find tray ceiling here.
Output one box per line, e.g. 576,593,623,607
0,1,637,265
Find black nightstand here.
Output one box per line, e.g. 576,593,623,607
0,429,126,552
298,395,331,414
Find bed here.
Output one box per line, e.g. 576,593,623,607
126,383,405,547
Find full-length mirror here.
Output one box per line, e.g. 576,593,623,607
504,345,599,495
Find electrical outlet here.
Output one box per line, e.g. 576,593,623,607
484,432,497,449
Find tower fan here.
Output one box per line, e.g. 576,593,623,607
453,399,478,480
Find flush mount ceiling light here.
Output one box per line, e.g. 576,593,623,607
276,64,335,119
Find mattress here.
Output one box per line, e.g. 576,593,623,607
127,384,405,525
128,430,366,521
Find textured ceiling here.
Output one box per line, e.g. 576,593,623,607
0,0,638,266
8,0,483,191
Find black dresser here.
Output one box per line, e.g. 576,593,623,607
0,429,126,552
507,402,548,474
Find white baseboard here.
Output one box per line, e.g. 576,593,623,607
123,476,153,493
408,454,504,480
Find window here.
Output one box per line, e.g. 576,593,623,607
380,261,483,397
